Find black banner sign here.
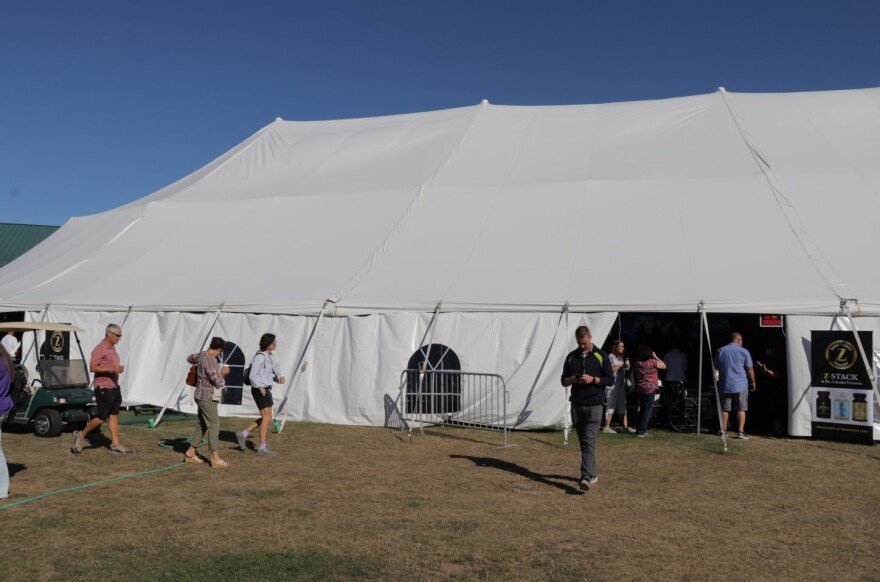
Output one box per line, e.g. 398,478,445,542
810,330,874,445
811,330,873,388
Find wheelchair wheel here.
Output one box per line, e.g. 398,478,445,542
667,398,699,433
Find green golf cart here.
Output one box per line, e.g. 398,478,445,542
1,322,97,437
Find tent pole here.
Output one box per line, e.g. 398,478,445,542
697,303,704,433
275,301,331,433
700,306,728,452
513,302,568,430
840,301,880,406
150,305,224,428
562,304,572,447
119,305,134,328
411,302,442,435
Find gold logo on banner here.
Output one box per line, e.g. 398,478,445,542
50,331,65,353
825,340,858,370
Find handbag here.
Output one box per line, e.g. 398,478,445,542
185,364,198,387
624,369,635,394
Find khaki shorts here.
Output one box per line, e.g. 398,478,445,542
721,390,748,412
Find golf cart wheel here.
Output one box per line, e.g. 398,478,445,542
34,409,63,437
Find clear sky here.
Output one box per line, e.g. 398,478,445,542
2,0,879,226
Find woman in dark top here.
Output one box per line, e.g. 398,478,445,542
633,344,666,438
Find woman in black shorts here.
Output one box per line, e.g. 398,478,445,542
236,333,285,456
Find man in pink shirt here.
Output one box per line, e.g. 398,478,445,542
71,324,131,454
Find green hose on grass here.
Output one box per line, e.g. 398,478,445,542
1,433,198,510
0,462,186,510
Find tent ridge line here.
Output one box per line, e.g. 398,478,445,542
329,104,486,303
715,88,850,303
136,123,279,208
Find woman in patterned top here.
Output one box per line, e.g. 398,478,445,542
183,337,231,468
633,344,666,438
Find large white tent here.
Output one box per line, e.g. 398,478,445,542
1,87,879,437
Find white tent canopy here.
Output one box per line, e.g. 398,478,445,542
1,87,879,434
2,87,879,315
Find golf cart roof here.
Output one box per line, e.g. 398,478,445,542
0,322,86,333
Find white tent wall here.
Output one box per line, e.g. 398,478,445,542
785,315,880,440
26,309,616,429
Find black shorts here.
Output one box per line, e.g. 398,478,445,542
95,387,122,420
251,386,274,410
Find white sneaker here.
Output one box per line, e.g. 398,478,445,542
601,427,616,434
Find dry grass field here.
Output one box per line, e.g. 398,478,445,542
1,414,879,581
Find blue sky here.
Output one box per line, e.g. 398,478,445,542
2,0,879,226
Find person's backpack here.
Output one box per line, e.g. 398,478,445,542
242,351,262,386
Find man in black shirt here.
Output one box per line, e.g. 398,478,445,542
561,325,614,491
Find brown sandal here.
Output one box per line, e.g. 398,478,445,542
211,458,231,469
184,453,204,464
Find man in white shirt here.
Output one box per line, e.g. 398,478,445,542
1,331,20,361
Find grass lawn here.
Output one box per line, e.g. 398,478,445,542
1,413,878,581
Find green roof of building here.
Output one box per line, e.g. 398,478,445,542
0,223,60,269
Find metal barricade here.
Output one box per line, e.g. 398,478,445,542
399,369,510,447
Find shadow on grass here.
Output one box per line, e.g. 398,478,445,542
417,428,500,446
159,430,246,452
8,462,26,477
450,454,583,495
83,430,113,451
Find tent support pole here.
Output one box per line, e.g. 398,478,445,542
409,302,442,436
513,302,568,431
561,304,573,447
275,301,331,433
697,303,704,433
700,304,728,452
119,305,134,329
150,305,224,428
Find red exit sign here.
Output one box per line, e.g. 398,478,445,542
760,314,784,328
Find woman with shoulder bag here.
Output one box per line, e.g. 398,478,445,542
604,340,636,433
236,333,286,456
183,337,231,468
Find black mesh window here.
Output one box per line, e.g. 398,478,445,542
405,344,461,414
